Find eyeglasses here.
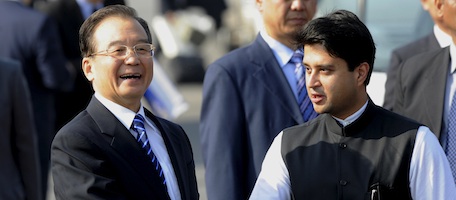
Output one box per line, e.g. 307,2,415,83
89,43,155,59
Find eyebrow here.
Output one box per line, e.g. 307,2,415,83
304,63,335,68
106,39,150,47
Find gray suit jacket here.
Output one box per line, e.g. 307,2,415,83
200,34,304,200
393,47,450,139
51,96,199,199
0,58,42,200
384,32,440,110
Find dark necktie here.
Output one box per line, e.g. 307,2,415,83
131,114,169,195
291,49,318,122
446,92,456,182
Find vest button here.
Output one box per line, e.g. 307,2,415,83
339,143,347,148
339,180,348,186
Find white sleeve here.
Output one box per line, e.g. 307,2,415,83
249,132,292,200
409,126,456,199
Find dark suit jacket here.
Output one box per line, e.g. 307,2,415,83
392,47,450,140
200,34,304,200
383,32,440,110
51,96,199,199
0,2,72,196
0,58,42,200
38,0,124,130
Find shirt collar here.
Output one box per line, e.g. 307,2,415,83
333,100,369,127
94,92,146,130
260,30,295,68
434,25,452,48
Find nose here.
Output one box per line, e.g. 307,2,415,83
125,47,139,58
124,48,140,65
305,70,319,89
291,0,304,10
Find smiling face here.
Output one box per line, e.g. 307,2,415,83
257,0,317,48
304,44,369,119
82,16,153,112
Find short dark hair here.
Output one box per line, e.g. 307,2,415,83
295,10,376,85
79,5,152,57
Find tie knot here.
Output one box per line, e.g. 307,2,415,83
132,114,146,130
291,49,304,65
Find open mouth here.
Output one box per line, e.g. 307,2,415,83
120,73,141,79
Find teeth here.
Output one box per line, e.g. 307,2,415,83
120,74,141,79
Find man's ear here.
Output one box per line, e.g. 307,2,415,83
356,62,369,86
82,57,94,82
435,0,445,18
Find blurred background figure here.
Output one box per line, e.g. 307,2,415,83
200,0,318,199
160,0,226,30
391,0,456,183
0,57,42,200
35,0,125,131
383,0,452,110
0,1,73,199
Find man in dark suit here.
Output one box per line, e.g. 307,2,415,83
0,57,42,200
37,0,125,131
0,1,72,199
383,0,452,110
200,0,318,199
51,5,199,199
392,0,456,182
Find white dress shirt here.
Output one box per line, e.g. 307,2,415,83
250,101,456,200
95,93,182,200
434,25,452,48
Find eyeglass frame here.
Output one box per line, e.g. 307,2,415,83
88,43,155,59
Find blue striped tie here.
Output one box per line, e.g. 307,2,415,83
446,93,456,182
292,49,318,122
131,114,169,189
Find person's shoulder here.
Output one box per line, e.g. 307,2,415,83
373,104,422,127
212,43,254,64
392,33,437,59
35,0,68,15
282,115,325,134
0,57,20,71
207,38,271,75
402,46,448,69
56,110,94,135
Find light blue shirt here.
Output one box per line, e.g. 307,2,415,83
260,30,300,101
442,42,456,150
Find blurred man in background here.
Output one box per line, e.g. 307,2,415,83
0,1,73,199
0,57,42,200
200,0,318,199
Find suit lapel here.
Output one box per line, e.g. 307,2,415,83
144,110,188,198
422,47,450,138
250,35,304,124
86,97,170,197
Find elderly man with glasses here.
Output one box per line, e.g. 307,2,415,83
50,5,199,199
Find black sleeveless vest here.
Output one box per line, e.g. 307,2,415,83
281,101,421,200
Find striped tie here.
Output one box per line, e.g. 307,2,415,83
131,114,169,190
292,49,318,122
446,93,456,182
